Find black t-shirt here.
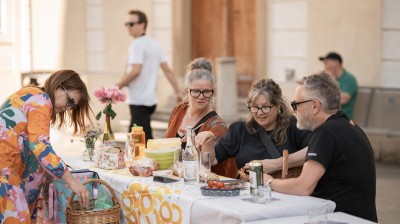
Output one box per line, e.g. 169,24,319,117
306,112,377,222
215,116,311,169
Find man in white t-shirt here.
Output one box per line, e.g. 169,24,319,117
116,10,181,140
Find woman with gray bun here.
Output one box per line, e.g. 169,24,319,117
164,58,237,178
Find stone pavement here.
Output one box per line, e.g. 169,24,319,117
375,162,400,224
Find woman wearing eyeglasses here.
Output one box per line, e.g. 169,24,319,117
195,79,312,175
0,70,91,223
164,58,238,178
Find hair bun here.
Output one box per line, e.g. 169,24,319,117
187,58,212,73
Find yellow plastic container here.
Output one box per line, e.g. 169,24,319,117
130,126,146,160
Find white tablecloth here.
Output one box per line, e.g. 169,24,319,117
63,157,205,224
245,212,376,224
191,192,335,224
63,157,335,224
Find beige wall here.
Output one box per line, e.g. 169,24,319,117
308,0,381,86
1,0,175,132
2,0,398,130
84,0,153,131
267,0,384,103
382,0,400,88
85,0,175,132
172,0,192,88
63,0,86,71
0,0,22,100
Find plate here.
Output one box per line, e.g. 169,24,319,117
200,186,241,197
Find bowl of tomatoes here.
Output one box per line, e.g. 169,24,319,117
200,181,241,197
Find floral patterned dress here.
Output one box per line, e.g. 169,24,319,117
0,87,67,223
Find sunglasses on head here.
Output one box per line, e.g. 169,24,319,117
62,85,78,110
125,21,140,27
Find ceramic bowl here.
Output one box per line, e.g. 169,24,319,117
144,147,179,170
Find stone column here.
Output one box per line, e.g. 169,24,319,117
216,57,238,122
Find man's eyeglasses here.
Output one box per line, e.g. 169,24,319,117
125,22,140,27
290,99,313,111
189,89,214,98
248,105,275,114
62,85,78,109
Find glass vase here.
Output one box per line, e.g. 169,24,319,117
83,140,95,161
102,114,115,143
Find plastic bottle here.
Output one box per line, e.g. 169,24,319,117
130,125,146,160
182,126,199,184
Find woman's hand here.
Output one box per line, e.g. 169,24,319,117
195,131,215,149
178,128,187,142
244,158,282,174
195,131,218,166
62,171,89,208
263,173,274,186
68,179,90,208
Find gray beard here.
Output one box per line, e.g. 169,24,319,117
296,113,315,131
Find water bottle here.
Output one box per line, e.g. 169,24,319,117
182,126,199,184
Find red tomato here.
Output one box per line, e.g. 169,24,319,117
217,182,225,188
208,181,214,188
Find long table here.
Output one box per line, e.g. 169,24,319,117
246,212,377,224
63,157,335,224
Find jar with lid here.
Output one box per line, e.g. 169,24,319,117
130,125,146,160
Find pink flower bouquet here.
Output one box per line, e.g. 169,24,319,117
94,86,126,120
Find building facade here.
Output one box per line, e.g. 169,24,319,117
1,0,399,131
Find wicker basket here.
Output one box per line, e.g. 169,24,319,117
239,149,303,180
66,179,120,224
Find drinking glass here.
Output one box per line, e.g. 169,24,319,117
200,152,211,182
256,184,272,204
174,148,183,181
125,134,134,165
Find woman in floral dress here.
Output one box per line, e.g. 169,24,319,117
0,70,92,223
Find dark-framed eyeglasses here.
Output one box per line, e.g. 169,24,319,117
62,85,78,109
248,105,275,114
125,22,140,27
290,99,313,111
189,88,214,98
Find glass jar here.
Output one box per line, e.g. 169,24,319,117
83,139,95,161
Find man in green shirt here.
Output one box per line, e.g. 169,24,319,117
319,52,358,119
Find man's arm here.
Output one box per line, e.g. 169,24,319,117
264,160,325,196
160,62,182,102
115,64,142,88
341,91,351,105
262,147,307,173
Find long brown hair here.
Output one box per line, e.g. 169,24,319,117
42,70,93,134
245,79,292,146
